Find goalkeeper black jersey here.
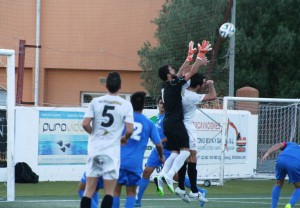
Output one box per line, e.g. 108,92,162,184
161,76,187,121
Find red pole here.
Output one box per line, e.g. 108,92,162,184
16,40,26,104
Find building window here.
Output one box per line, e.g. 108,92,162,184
80,92,157,109
80,92,131,107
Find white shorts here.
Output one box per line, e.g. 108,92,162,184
85,154,120,180
184,121,198,151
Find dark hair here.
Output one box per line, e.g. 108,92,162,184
190,73,205,88
106,72,121,93
157,95,162,104
158,65,169,81
130,91,146,111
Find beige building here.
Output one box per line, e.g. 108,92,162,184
0,0,165,106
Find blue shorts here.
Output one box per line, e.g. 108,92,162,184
117,169,141,186
276,157,300,183
80,172,104,189
146,147,171,168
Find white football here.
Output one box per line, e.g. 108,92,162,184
219,22,236,38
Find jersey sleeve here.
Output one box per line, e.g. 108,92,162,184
149,121,161,145
84,98,95,118
124,101,134,124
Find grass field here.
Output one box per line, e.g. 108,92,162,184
0,179,296,208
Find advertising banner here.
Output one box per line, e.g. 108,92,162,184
0,110,7,167
38,111,87,165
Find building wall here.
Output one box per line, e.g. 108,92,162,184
0,0,165,106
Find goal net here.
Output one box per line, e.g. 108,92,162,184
222,96,300,180
0,49,15,201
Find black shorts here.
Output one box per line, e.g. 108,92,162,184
164,119,189,151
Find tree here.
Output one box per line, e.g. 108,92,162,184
235,0,300,98
139,0,300,98
138,0,227,98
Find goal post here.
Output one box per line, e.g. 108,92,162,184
0,49,15,201
221,96,300,182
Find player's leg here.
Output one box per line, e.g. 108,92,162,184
175,162,191,203
136,166,155,206
272,159,286,208
286,163,300,207
78,172,100,208
156,151,178,196
80,177,98,208
186,150,207,203
125,171,140,208
102,178,117,208
126,185,138,208
113,169,127,208
112,183,122,208
287,182,300,208
137,148,170,205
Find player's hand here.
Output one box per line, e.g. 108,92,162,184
206,80,214,86
197,40,212,60
121,136,128,145
260,153,269,164
186,41,197,62
159,155,166,164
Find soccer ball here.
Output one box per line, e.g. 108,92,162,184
219,22,236,38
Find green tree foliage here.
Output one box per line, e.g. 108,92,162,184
139,0,300,98
138,0,227,98
235,0,300,98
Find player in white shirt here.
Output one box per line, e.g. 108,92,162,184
175,73,216,205
80,72,134,208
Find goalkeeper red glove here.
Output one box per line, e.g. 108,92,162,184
197,40,212,60
186,41,197,62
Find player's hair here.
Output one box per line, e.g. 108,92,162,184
190,73,205,88
106,72,121,93
157,95,162,104
130,91,146,111
158,65,170,81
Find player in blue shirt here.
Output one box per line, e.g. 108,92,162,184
112,91,165,208
261,141,300,208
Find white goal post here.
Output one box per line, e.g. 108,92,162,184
0,49,15,201
221,96,300,184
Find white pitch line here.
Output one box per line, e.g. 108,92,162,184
0,196,290,203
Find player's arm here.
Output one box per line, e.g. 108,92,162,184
160,136,167,143
82,117,93,134
260,142,286,163
121,122,134,145
203,80,217,102
184,40,211,81
176,41,196,77
155,143,165,164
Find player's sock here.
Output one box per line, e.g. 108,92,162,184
159,153,178,176
80,196,91,208
136,178,149,202
178,162,187,190
289,187,300,206
271,185,281,208
184,177,204,193
78,190,98,208
125,196,135,208
112,196,120,208
101,195,113,208
91,191,99,208
167,150,190,178
187,162,198,193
